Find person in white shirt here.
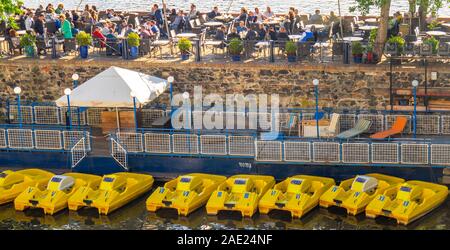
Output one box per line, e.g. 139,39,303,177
25,12,34,31
254,7,266,23
264,6,274,19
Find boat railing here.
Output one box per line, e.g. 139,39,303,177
110,134,129,171
111,129,450,168
70,137,88,168
0,125,92,153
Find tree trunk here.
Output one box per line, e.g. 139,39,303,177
418,0,429,30
374,0,391,59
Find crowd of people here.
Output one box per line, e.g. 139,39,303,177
5,2,436,57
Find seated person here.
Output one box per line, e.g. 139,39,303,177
268,26,277,40
139,25,153,39
299,30,315,42
237,7,248,22
92,26,106,47
277,27,289,40
309,9,323,24
227,28,241,41
149,20,160,38
244,28,258,40
236,21,248,34
207,6,220,20
256,23,267,40
215,25,226,41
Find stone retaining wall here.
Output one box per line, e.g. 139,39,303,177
0,59,449,111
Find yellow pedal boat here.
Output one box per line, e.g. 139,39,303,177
68,172,154,215
146,173,226,216
259,175,335,218
319,173,404,215
14,173,101,215
206,174,275,217
0,169,54,205
366,180,449,225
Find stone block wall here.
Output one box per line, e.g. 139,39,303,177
0,59,449,113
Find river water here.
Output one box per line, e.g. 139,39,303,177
0,184,449,230
23,0,450,16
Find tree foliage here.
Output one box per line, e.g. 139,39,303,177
0,0,24,28
349,0,390,15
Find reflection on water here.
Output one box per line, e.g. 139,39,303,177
1,186,449,230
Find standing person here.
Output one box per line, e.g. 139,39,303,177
25,12,34,31
55,3,64,15
34,14,45,36
152,4,163,27
59,14,73,39
188,4,199,20
237,7,248,22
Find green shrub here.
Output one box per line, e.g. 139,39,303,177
19,32,36,47
127,32,140,47
228,38,243,55
285,41,297,56
387,35,405,54
75,31,93,46
424,36,439,54
351,41,364,55
177,38,192,54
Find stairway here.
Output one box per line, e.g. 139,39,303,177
89,128,110,156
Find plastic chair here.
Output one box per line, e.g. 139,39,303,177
370,117,407,139
336,119,371,139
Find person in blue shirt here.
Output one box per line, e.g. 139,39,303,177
236,21,248,34
149,20,160,37
152,4,164,27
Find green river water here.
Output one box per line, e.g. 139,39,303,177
0,185,448,230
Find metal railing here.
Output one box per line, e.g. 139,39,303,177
111,136,128,170
111,128,450,168
0,124,91,152
71,137,87,168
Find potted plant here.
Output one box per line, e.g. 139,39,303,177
177,38,192,60
75,31,93,59
351,41,364,63
285,41,297,62
386,35,405,56
19,33,36,57
423,36,439,54
127,32,140,59
228,38,243,62
365,28,377,63
427,20,441,31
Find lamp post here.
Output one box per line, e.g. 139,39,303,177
167,76,174,117
183,92,191,152
131,91,138,131
72,73,79,88
64,88,72,129
313,79,320,139
412,80,418,138
13,87,22,128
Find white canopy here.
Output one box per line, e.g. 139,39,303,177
55,66,168,108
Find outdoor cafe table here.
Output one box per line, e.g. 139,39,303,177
288,35,303,41
176,33,198,39
426,30,447,36
16,30,26,35
364,18,378,23
359,25,378,31
343,36,363,42
204,22,223,27
305,24,325,30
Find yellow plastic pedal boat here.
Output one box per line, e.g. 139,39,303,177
319,173,404,215
206,174,275,217
259,175,335,218
147,173,226,216
0,169,54,205
68,172,154,215
14,173,101,215
366,180,448,225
